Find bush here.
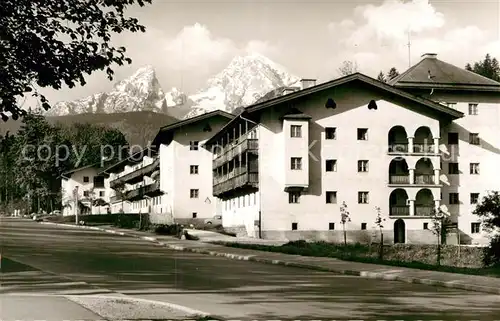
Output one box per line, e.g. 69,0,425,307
153,224,183,236
483,235,500,267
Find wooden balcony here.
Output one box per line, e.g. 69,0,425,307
213,171,258,196
123,180,161,201
390,206,410,216
110,158,159,188
213,138,258,168
389,174,436,185
110,194,122,203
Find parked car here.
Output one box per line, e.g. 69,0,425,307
204,215,222,225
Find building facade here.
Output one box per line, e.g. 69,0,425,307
101,110,234,223
61,165,110,216
205,55,500,245
390,53,500,245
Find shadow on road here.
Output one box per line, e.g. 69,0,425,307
2,219,500,320
1,256,39,273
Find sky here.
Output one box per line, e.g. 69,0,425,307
34,0,500,105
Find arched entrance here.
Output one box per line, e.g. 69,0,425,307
394,219,406,244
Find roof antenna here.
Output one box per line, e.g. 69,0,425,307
407,26,411,68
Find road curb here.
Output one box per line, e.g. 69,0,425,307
40,221,500,295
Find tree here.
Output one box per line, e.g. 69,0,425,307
0,0,152,120
340,201,351,246
465,54,500,82
338,61,358,76
377,71,386,82
473,191,500,266
374,206,386,259
430,207,452,266
387,67,400,80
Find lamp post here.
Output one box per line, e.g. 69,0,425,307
73,186,79,225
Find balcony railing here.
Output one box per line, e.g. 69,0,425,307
213,172,258,196
389,175,410,184
415,205,433,216
388,143,409,153
414,174,434,185
390,206,410,216
213,137,258,168
110,195,122,203
413,144,435,153
110,158,159,188
122,180,161,201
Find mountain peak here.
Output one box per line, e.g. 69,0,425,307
185,53,300,119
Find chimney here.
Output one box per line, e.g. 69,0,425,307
421,53,437,59
282,88,297,95
300,78,317,90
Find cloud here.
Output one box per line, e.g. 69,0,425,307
244,40,279,56
163,23,237,71
326,0,499,78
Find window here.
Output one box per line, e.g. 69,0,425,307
470,163,479,175
93,176,105,188
358,191,369,204
325,127,337,140
99,191,105,197
361,223,367,230
358,160,368,172
325,191,337,204
329,222,335,230
83,191,89,197
83,176,89,183
189,141,199,150
291,157,302,170
357,128,368,140
468,103,478,115
448,132,459,145
190,189,199,198
325,159,337,172
423,223,429,230
288,192,300,204
471,222,480,234
448,163,459,174
470,193,480,204
290,125,302,138
449,193,459,205
469,133,480,145
192,212,197,218
190,165,199,174
292,222,298,230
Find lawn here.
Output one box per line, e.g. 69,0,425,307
214,240,500,277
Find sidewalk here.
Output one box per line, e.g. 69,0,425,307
41,221,500,295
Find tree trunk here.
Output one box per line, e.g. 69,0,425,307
379,231,384,260
343,225,347,246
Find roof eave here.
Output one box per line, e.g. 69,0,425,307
393,82,500,92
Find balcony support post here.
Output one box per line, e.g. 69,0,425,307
434,169,440,185
409,199,415,216
434,200,440,211
408,137,414,153
409,168,415,184
434,137,440,154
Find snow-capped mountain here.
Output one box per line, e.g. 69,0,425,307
46,65,186,116
183,53,300,119
46,53,301,119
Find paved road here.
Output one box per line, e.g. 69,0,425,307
1,218,499,320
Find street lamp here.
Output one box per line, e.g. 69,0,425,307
73,186,79,225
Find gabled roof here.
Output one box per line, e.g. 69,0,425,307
389,53,500,92
244,72,463,118
61,162,103,179
204,72,463,146
151,109,235,147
